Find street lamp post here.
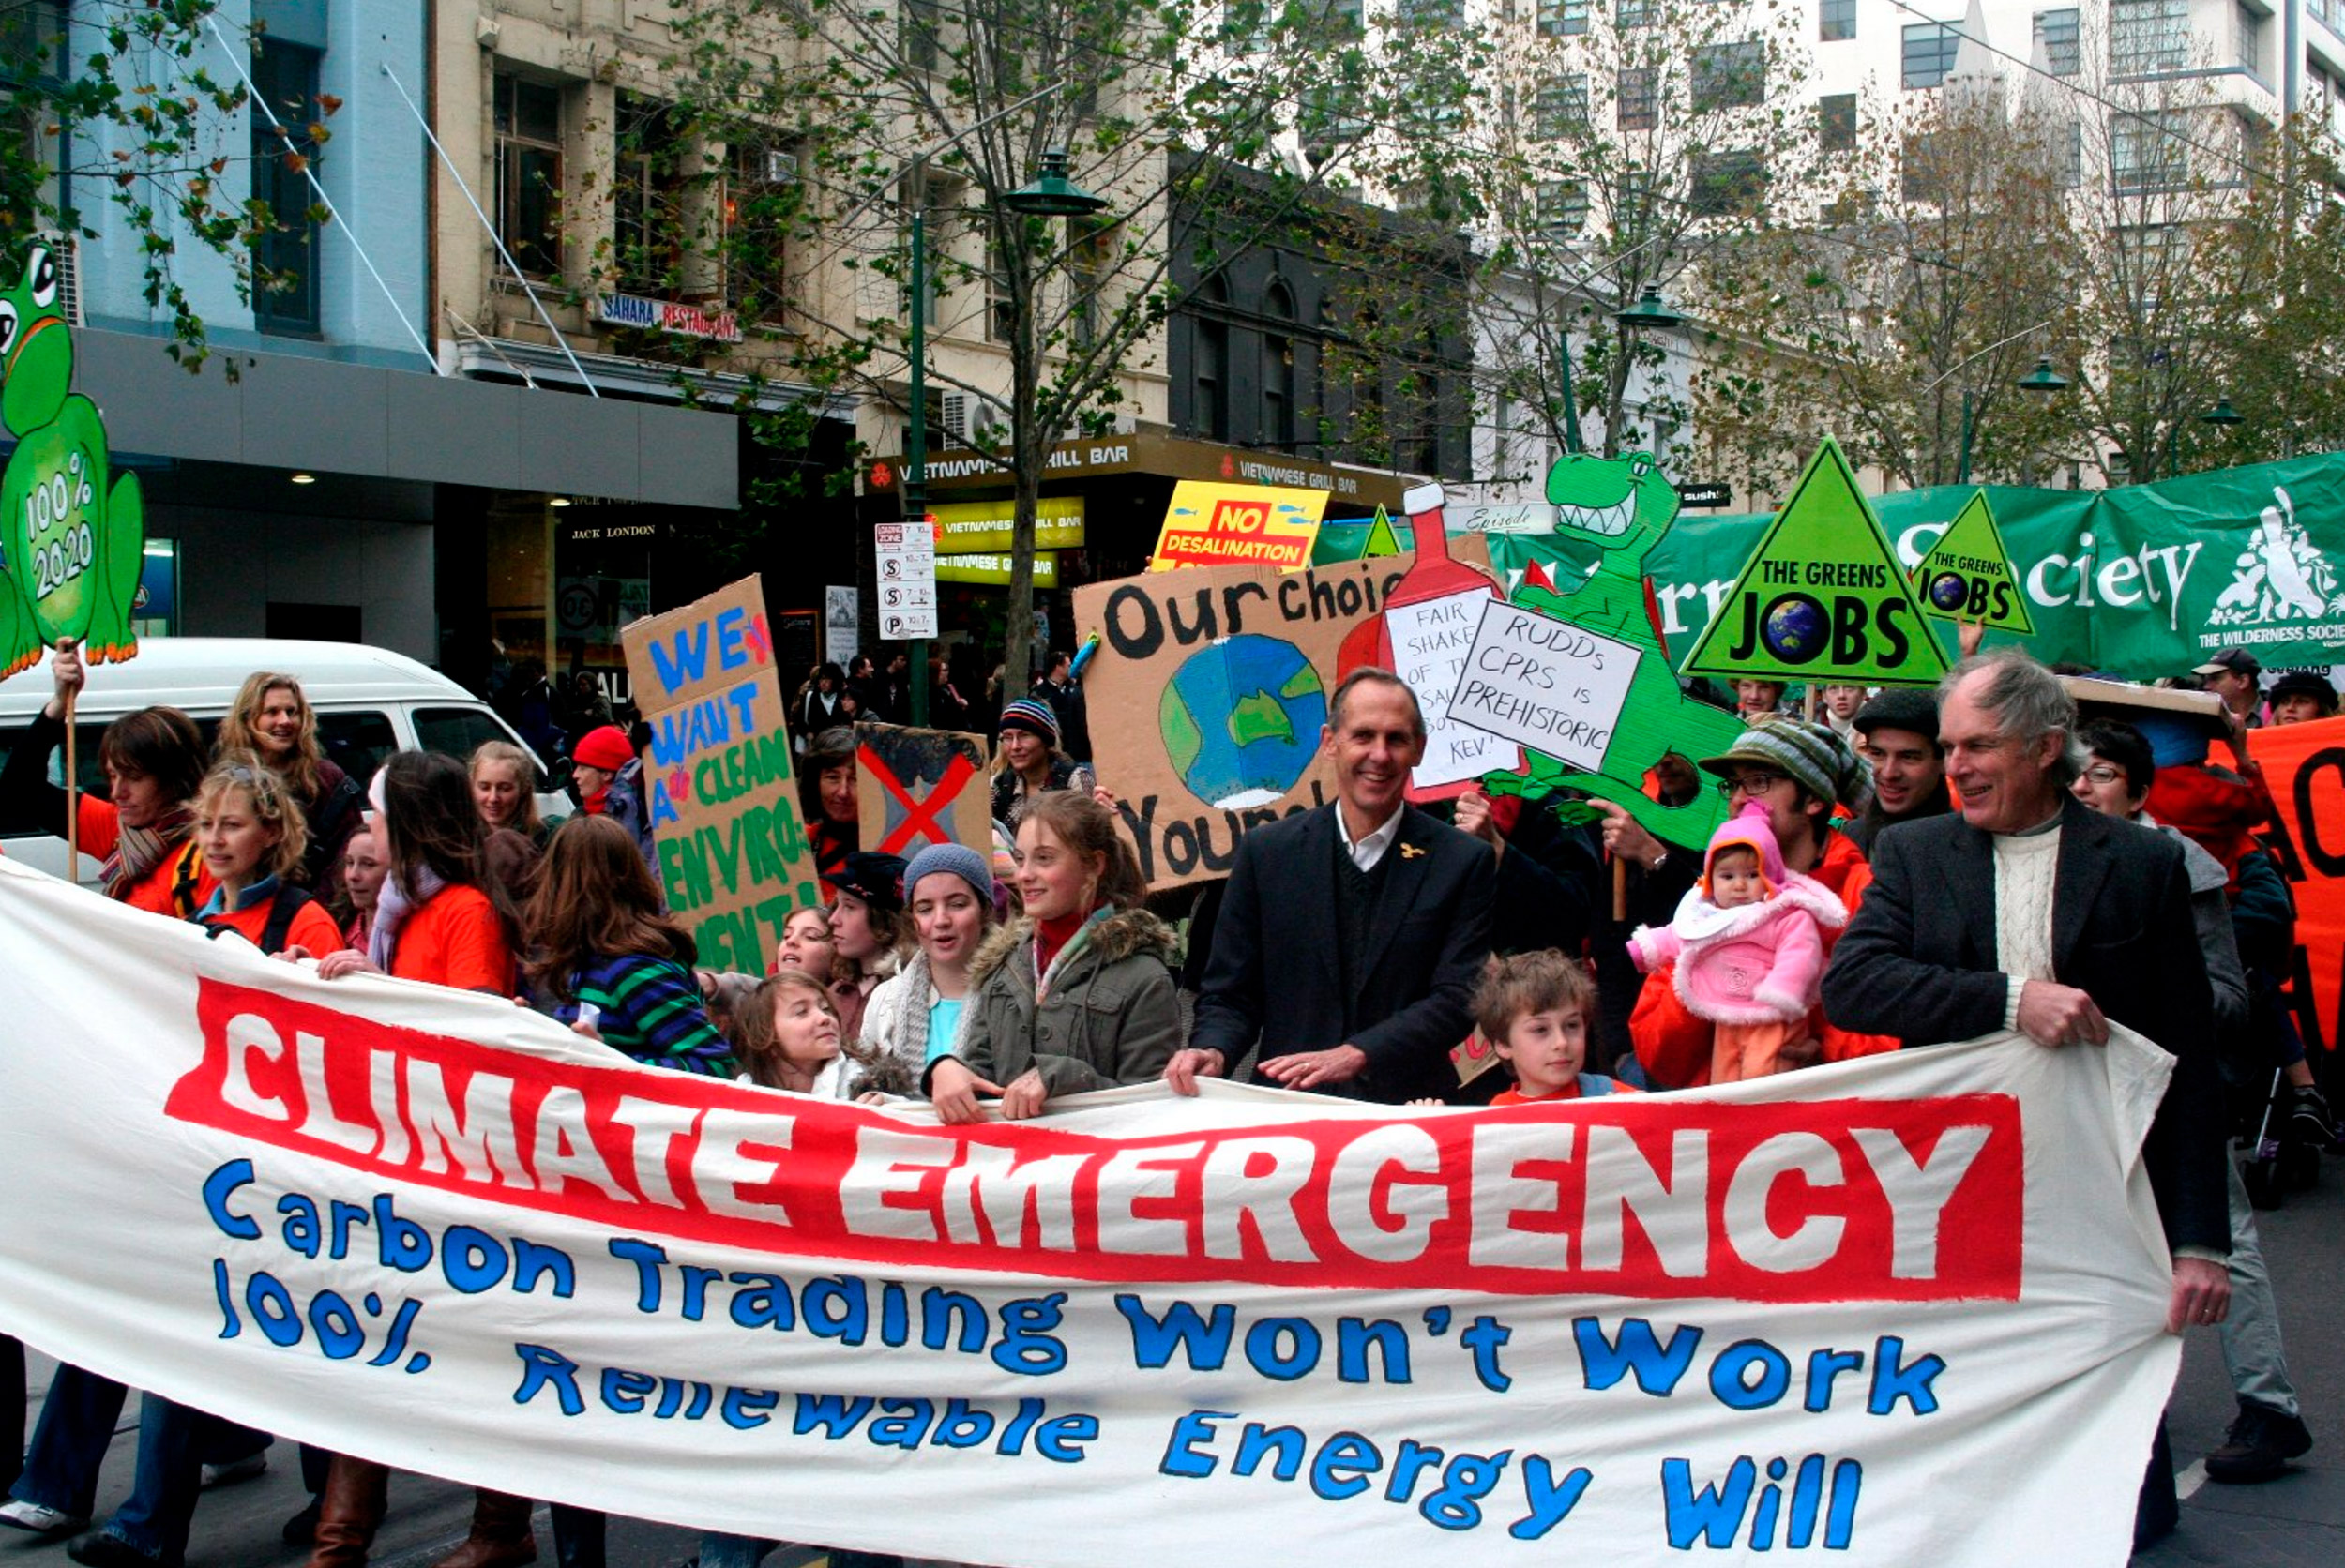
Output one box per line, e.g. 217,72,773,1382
888,96,1098,727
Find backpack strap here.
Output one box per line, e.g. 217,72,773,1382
169,840,206,920
259,882,317,955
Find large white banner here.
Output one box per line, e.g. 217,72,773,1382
0,856,2182,1565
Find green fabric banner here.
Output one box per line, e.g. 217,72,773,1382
1482,450,2345,681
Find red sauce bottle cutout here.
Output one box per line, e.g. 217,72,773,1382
1336,483,1515,797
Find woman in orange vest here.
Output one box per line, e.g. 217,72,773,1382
307,750,523,1568
0,642,215,916
188,755,347,955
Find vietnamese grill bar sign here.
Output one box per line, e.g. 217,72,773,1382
596,292,745,344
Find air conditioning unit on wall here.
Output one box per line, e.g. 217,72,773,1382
941,391,1011,447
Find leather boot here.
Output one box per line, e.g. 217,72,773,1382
305,1456,388,1568
431,1489,538,1568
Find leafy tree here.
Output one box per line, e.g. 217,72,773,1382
664,0,1470,693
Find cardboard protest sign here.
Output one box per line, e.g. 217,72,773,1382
1079,553,1415,887
622,575,818,972
1476,452,1746,852
0,242,145,676
1326,487,1517,798
2249,714,2345,1056
1448,599,1642,771
1682,438,1948,688
855,720,991,857
1914,491,2035,634
1150,481,1327,573
0,855,2193,1567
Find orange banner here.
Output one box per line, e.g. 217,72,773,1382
2247,716,2345,1054
1147,482,1327,573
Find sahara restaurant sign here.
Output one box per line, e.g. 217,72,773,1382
596,292,744,344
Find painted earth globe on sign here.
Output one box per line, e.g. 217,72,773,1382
1928,572,1971,612
1761,594,1827,663
1160,634,1328,809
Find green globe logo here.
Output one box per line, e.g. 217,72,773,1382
1159,635,1327,808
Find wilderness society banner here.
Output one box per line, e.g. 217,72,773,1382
1483,451,2345,678
2,860,2186,1564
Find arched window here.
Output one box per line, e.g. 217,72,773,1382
1262,279,1295,450
1193,274,1229,441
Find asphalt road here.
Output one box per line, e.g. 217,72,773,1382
7,1158,2341,1568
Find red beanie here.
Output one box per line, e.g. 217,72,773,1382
574,725,635,772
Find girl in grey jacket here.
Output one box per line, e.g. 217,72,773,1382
928,792,1183,1121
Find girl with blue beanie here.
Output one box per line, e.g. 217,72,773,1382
863,841,997,1082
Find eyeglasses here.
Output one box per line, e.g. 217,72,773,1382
1716,769,1790,799
2080,764,2127,787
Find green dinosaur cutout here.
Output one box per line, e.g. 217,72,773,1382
1480,451,1744,852
0,242,145,678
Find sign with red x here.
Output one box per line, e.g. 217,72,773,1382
855,721,993,857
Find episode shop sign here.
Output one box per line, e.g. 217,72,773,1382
623,575,820,972
1681,439,1947,687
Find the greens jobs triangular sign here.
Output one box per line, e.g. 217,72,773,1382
1913,490,2036,635
1681,437,1948,687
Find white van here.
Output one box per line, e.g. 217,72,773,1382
0,639,567,886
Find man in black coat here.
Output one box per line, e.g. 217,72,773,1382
1822,651,2232,1328
1171,669,1495,1105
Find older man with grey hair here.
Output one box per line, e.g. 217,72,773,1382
1822,648,2232,1543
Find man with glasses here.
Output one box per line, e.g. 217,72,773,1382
1626,718,1891,1087
1823,650,2231,1547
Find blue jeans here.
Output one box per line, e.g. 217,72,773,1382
8,1362,124,1518
91,1395,266,1565
699,1534,779,1568
2,1336,23,1472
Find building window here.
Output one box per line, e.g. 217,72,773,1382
1617,67,1658,130
1901,130,1945,202
1397,0,1465,27
1536,74,1590,140
2110,0,2191,76
1539,0,1591,35
2061,121,2083,188
1538,178,1590,234
986,230,1016,344
614,93,689,295
250,38,322,335
901,0,941,72
2112,110,2187,188
1820,0,1855,41
1193,280,1229,442
2235,2,2266,74
493,72,564,279
1692,41,1765,111
2034,9,2080,75
1690,147,1766,216
1068,218,1113,348
1901,23,1959,89
726,143,797,324
1311,0,1367,35
1616,0,1655,29
1818,93,1857,152
1262,279,1295,449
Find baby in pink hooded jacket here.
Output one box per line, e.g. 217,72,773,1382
1626,803,1849,1082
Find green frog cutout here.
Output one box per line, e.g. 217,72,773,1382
0,243,145,679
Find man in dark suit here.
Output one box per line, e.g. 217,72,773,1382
1823,650,2232,1327
1169,668,1494,1104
